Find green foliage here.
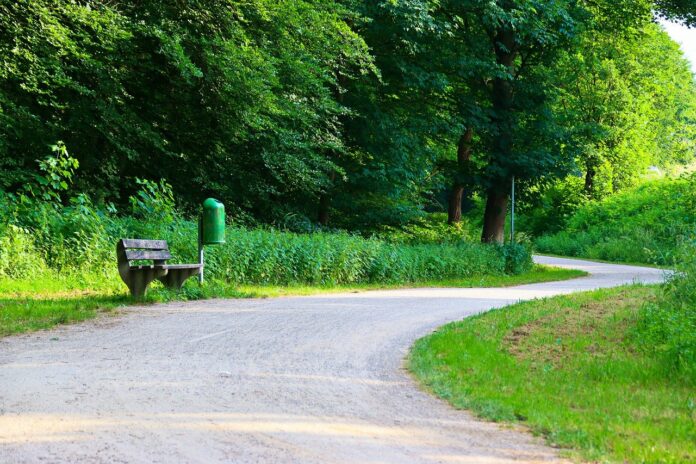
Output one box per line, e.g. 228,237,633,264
410,286,696,463
377,213,477,245
0,0,374,221
536,175,696,265
0,0,693,237
129,178,176,225
0,177,532,296
31,142,80,201
517,176,587,236
636,244,696,381
554,22,696,199
208,229,517,285
0,0,696,237
502,243,534,275
0,225,47,279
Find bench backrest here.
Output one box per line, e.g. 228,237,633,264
117,239,172,266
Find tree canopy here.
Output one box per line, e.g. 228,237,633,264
1,0,694,240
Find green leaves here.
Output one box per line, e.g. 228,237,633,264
30,141,79,202
554,20,696,199
0,0,693,234
0,0,374,220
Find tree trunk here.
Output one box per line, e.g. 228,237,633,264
481,27,517,243
448,185,465,224
584,164,596,196
447,128,474,224
481,190,509,243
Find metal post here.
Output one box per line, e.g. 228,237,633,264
510,176,516,243
198,217,204,283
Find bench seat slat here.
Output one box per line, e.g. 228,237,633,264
121,239,169,250
128,264,202,270
125,249,172,261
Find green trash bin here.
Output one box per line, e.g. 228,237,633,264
201,198,225,245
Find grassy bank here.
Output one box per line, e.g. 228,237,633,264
409,285,695,463
0,265,584,337
535,175,695,266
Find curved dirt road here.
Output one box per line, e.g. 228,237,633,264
0,256,663,463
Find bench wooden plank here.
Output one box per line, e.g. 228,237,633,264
121,239,169,250
125,249,172,261
163,264,203,269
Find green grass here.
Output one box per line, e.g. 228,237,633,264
409,286,696,463
0,265,584,337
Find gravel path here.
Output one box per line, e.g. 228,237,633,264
0,256,663,463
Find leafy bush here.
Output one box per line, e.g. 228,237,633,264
535,175,696,265
502,243,534,274
203,228,506,285
636,244,696,382
0,144,530,288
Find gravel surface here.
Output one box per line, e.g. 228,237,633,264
0,256,664,463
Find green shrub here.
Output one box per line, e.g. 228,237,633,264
204,228,516,285
636,244,696,382
518,176,587,237
535,175,696,265
502,243,534,274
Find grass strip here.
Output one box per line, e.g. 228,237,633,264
0,265,584,337
409,285,696,463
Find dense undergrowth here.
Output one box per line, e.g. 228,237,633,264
535,175,695,266
0,174,532,292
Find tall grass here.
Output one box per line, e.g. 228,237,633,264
535,175,696,265
0,182,531,291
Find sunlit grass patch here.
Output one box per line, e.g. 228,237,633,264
409,285,696,463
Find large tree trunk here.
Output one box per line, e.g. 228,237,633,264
481,27,517,243
448,185,465,224
481,190,509,243
447,128,474,224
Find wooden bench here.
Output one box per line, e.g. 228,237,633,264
117,239,202,298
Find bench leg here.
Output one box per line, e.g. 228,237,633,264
157,268,201,290
122,269,166,299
